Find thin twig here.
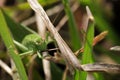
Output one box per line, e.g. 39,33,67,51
45,52,63,64
81,63,120,74
36,10,51,80
62,66,69,80
42,52,51,80
28,54,37,80
21,16,35,26
56,2,80,31
110,46,120,51
0,59,12,76
86,72,95,80
46,4,63,18
21,4,63,26
42,48,59,52
11,59,20,80
36,13,46,39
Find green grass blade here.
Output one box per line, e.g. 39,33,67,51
0,9,28,80
80,19,94,79
74,69,80,80
80,7,95,80
82,19,94,64
62,0,81,51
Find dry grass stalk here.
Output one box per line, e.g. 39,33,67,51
36,11,51,80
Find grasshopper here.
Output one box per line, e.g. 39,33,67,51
14,33,53,58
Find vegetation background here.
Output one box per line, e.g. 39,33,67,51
0,0,120,80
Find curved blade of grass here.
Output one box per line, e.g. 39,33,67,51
0,9,28,80
62,0,81,51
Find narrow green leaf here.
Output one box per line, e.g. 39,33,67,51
0,9,28,80
82,19,94,64
74,69,80,80
80,13,95,80
62,0,81,51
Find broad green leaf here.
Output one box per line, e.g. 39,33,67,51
2,10,32,42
